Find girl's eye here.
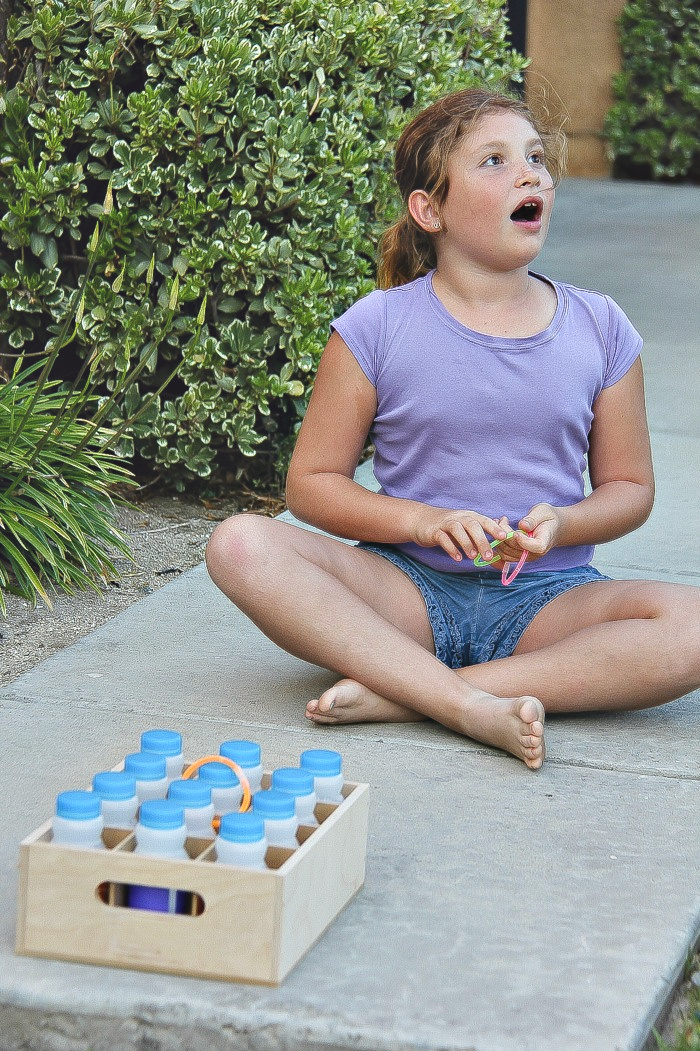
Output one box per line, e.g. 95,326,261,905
483,155,502,166
528,151,545,165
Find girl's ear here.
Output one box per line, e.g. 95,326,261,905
408,190,442,233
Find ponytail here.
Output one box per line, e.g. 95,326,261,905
377,214,436,290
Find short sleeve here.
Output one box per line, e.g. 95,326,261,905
331,289,386,387
602,296,643,388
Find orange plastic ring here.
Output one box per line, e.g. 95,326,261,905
181,754,252,833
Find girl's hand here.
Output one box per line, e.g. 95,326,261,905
410,506,510,564
495,504,563,564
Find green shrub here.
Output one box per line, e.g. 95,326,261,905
0,204,201,610
605,1,700,181
1,0,526,490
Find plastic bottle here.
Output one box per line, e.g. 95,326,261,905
140,729,184,781
92,770,139,829
129,799,189,914
271,767,318,827
123,752,169,802
216,812,268,869
219,739,263,794
52,790,105,849
168,778,216,837
198,760,242,816
252,789,299,848
300,748,344,804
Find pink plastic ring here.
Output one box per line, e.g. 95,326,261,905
500,530,534,586
501,549,528,585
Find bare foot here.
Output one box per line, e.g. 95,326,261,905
460,693,546,770
306,679,426,724
306,680,545,771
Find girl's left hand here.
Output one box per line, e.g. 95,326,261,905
494,504,562,564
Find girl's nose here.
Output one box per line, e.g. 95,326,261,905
515,163,541,187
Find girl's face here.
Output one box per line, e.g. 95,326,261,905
435,110,555,274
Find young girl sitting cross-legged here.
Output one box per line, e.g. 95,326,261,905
206,87,700,770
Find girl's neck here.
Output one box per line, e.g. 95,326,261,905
432,259,531,308
431,265,556,338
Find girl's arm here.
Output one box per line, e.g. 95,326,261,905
503,358,655,561
286,332,509,561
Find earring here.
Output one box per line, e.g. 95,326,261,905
432,220,441,230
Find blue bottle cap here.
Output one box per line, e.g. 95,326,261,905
198,761,240,788
140,729,183,757
219,739,261,768
92,771,137,801
124,752,167,781
300,749,342,776
253,789,295,819
271,767,314,797
219,811,265,843
56,790,101,821
168,779,212,808
139,799,185,830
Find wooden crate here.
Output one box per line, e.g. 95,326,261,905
16,780,369,985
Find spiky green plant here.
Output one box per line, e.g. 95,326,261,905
0,363,134,612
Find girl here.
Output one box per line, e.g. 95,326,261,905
206,88,700,770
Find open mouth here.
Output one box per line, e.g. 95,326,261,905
510,199,543,223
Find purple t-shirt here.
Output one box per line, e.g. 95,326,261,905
332,270,642,573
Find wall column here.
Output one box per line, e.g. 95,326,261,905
525,0,627,177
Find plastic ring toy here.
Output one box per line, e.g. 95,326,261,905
182,754,252,832
473,529,534,585
473,530,516,567
501,548,529,586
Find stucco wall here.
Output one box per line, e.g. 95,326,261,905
525,0,627,177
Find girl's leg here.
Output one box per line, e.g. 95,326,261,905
309,577,700,721
466,577,700,712
205,515,545,768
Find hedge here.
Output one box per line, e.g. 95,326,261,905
1,0,527,489
606,0,700,182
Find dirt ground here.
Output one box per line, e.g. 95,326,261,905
0,487,282,687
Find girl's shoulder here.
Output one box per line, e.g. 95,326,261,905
334,273,429,324
543,275,636,335
542,275,642,386
331,275,432,384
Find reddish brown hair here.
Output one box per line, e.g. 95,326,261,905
377,88,567,289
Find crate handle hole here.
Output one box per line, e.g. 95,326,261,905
96,882,205,916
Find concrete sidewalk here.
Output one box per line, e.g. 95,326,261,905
2,178,700,1051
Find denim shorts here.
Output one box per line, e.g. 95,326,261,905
359,543,609,669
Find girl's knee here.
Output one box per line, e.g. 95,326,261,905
654,582,700,623
205,513,271,582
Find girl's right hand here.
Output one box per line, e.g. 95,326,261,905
410,506,509,564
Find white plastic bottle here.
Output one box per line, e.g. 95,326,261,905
300,748,344,804
216,812,268,869
198,760,243,816
140,729,184,781
219,739,263,794
271,767,318,827
129,799,189,914
168,778,216,837
133,799,188,859
92,770,139,829
123,751,169,802
252,789,299,848
52,790,105,849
